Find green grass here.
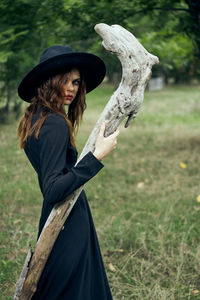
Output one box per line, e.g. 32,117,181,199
1,84,200,299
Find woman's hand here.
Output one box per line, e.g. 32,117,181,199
93,122,120,161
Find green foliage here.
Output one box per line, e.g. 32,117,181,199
140,28,195,81
62,0,200,83
0,0,66,112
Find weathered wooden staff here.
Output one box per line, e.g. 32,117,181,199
13,23,159,300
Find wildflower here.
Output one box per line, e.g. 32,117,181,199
196,195,200,203
180,162,187,169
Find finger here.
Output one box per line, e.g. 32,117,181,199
111,129,120,137
116,129,120,136
99,122,106,136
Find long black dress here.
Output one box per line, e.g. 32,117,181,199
24,111,113,300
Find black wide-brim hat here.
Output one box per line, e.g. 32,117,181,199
18,45,106,102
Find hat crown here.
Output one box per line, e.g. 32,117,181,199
39,45,73,64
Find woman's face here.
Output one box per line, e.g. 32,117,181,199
63,69,81,106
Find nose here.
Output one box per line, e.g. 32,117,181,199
65,80,74,92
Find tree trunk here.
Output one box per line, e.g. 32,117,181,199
13,23,159,300
185,0,200,56
5,81,11,113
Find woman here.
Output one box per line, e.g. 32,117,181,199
17,45,119,299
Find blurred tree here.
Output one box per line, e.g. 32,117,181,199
0,0,199,117
62,0,200,83
0,0,65,114
139,0,200,81
66,0,200,57
141,0,200,55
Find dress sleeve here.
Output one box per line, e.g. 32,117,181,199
39,114,103,205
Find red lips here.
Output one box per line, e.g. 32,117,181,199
65,95,73,100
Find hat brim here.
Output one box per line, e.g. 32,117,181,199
18,52,106,102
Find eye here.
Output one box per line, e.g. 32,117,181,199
73,79,80,86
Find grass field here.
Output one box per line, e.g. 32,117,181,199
0,84,200,299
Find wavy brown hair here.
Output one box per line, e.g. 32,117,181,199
17,70,86,148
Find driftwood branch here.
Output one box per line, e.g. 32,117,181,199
14,23,158,300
